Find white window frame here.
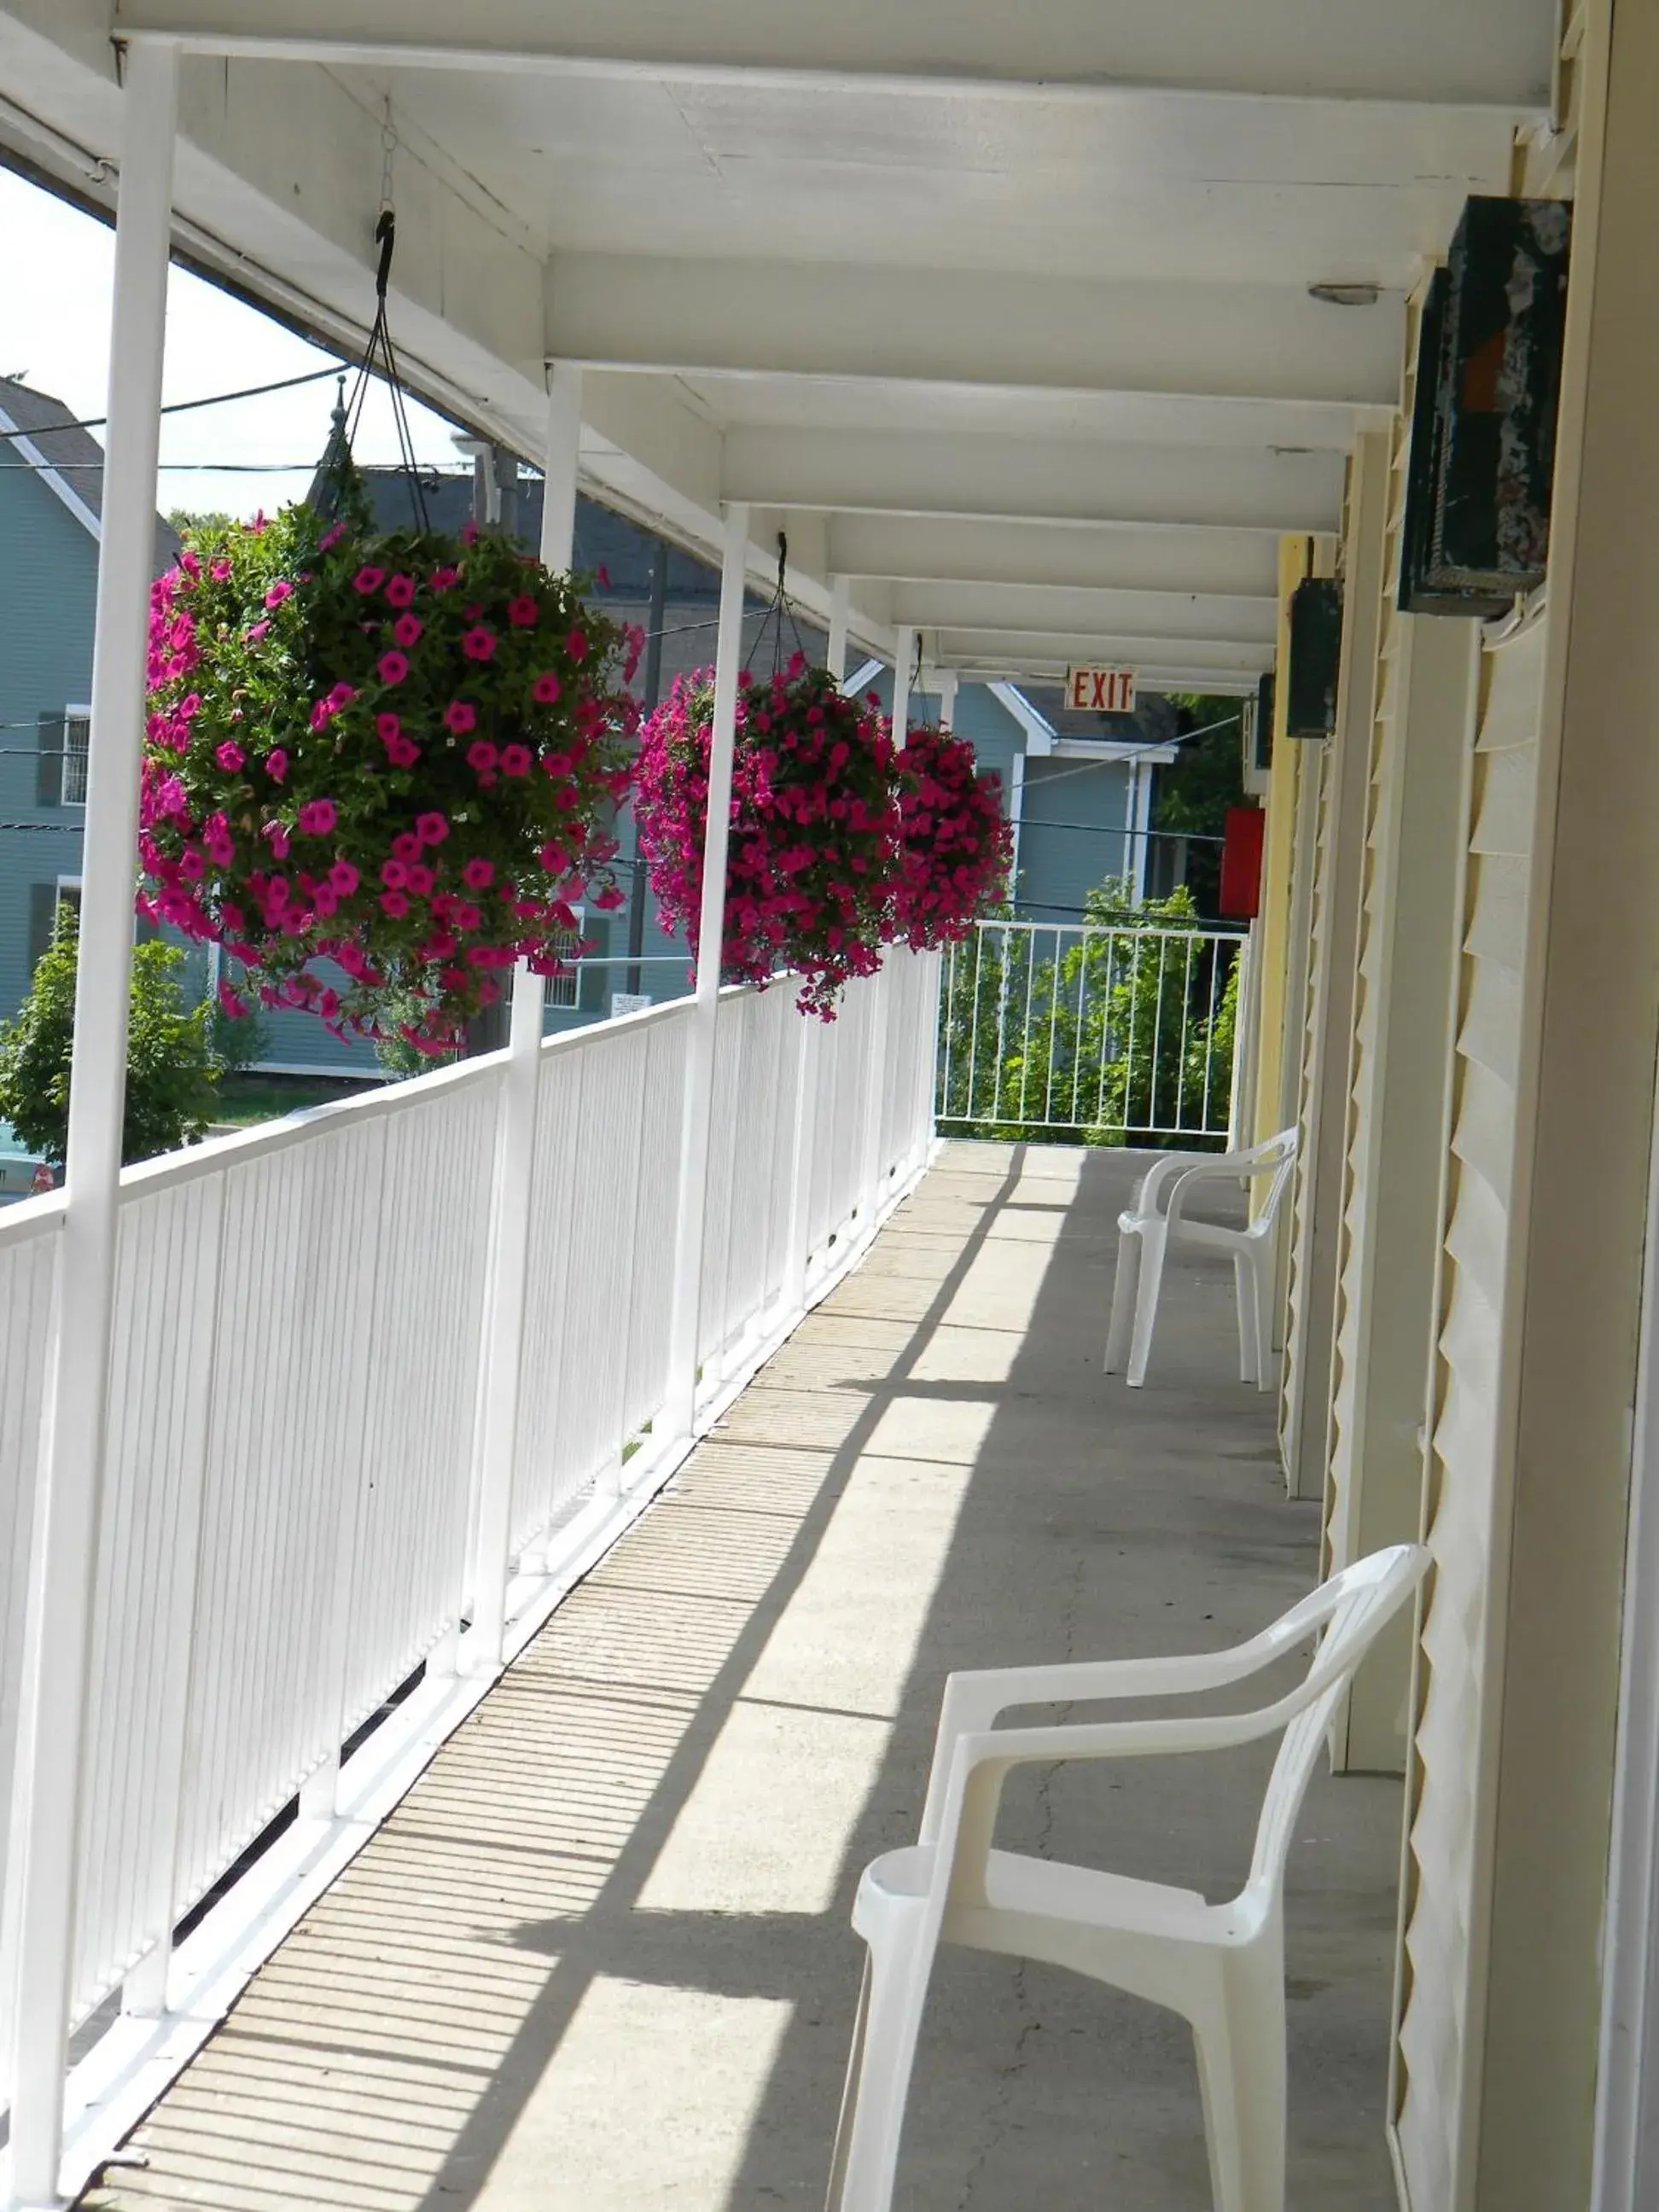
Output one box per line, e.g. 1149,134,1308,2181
61,707,90,806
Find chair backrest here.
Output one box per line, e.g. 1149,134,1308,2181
1245,1126,1300,1238
1243,1544,1429,1902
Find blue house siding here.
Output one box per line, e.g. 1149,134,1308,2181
1016,757,1135,923
0,461,97,1025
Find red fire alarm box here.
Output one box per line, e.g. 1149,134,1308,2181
1220,806,1266,920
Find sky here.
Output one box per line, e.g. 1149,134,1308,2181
0,164,467,521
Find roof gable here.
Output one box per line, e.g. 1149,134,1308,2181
0,377,180,573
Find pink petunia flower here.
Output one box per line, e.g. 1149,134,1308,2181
463,626,498,662
216,741,246,773
245,620,271,644
387,734,421,767
378,650,410,686
265,748,288,783
444,700,478,736
210,559,233,581
353,566,387,595
416,811,450,846
405,864,435,897
381,890,410,917
393,831,422,863
467,739,499,772
298,798,337,837
328,682,357,710
393,613,423,649
463,857,495,890
533,672,561,704
451,901,483,933
430,565,460,594
381,859,409,889
500,744,533,777
317,987,341,1020
318,522,347,553
265,822,291,859
265,579,294,608
566,627,588,662
384,573,416,608
329,859,360,896
377,712,403,745
508,594,539,627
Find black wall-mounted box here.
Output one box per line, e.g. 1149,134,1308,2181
1399,196,1573,617
1287,579,1343,739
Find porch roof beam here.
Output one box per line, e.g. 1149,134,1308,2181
550,257,1405,410
929,626,1271,672
824,515,1284,600
114,0,1554,109
891,582,1278,648
951,659,1261,695
723,428,1346,534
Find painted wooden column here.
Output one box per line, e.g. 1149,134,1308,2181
1279,432,1390,1501
857,627,914,1235
467,362,580,1669
827,573,850,684
3,41,179,2206
664,502,748,1443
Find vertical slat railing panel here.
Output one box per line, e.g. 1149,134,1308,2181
341,1078,501,1732
0,1208,64,2109
621,1010,693,1441
511,1043,586,1558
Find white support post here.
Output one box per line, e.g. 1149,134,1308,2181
466,364,580,1671
665,502,749,1444
827,573,850,683
857,627,915,1237
4,43,178,2208
937,668,958,732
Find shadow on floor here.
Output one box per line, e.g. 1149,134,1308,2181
85,1144,1400,2212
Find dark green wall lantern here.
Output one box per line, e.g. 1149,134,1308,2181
1287,579,1343,739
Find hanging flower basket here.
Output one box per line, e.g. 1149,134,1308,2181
634,655,901,1018
888,723,1013,949
140,494,641,1054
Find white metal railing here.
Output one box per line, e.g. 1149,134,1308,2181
936,918,1246,1142
0,948,939,2204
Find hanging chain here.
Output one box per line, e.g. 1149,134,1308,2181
380,102,397,216
758,529,809,680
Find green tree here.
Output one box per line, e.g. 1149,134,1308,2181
938,879,1241,1150
0,905,222,1167
1153,694,1248,917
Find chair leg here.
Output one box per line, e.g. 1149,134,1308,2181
1190,1950,1288,2212
824,1957,871,2212
1233,1253,1257,1385
830,1926,936,2212
1104,1227,1141,1374
1126,1224,1167,1388
1250,1247,1277,1393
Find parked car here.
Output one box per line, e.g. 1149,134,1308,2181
0,1119,49,1202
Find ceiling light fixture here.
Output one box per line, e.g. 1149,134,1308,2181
1308,281,1382,307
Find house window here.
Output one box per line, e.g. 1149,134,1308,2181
546,905,585,1009
61,711,90,805
26,876,82,977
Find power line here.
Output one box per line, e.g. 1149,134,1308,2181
0,362,350,442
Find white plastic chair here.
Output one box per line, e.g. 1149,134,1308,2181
1104,1128,1300,1390
825,1543,1429,2212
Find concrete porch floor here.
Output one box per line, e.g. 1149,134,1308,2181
84,1142,1401,2212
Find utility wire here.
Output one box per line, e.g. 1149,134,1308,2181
0,363,349,442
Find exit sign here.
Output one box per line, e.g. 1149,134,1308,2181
1067,666,1138,714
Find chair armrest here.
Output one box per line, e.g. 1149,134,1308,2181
917,1633,1295,1842
1126,1151,1197,1219
1163,1149,1285,1230
927,1701,1297,1890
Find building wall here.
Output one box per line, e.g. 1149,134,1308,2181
1015,756,1134,922
0,465,96,1025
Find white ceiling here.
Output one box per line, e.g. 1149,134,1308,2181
3,0,1562,682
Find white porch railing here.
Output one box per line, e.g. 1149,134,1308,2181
935,918,1247,1142
0,949,939,2207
